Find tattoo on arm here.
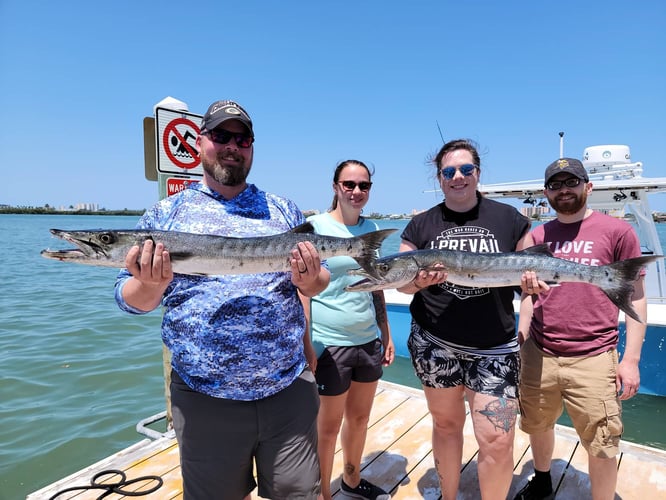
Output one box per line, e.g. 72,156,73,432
476,397,519,433
372,291,387,326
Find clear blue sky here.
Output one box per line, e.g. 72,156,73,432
2,0,665,214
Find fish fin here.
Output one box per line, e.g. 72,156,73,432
290,222,315,234
598,255,663,323
346,266,370,277
519,244,553,256
345,275,412,292
345,278,380,292
353,229,398,279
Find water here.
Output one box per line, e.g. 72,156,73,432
1,214,665,500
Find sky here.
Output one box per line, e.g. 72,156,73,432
1,0,665,215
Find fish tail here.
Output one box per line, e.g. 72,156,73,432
354,229,397,279
599,255,662,323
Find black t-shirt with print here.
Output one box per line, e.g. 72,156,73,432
401,194,529,348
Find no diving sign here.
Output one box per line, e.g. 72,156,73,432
156,108,204,175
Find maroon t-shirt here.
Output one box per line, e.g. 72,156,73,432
529,211,642,356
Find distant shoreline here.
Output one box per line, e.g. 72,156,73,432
2,208,665,223
0,208,146,216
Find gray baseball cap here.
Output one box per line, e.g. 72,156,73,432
200,100,253,135
544,158,589,185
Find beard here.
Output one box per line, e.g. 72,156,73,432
547,189,587,215
201,151,251,186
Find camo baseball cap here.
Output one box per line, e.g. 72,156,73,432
544,158,589,185
200,100,254,136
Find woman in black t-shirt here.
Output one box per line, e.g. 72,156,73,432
398,139,530,500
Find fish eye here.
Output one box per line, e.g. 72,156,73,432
99,233,115,244
378,263,389,273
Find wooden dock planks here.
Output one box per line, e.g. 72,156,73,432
27,381,666,500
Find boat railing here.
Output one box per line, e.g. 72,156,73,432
136,411,174,440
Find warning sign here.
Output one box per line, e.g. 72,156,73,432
156,108,204,176
166,177,198,196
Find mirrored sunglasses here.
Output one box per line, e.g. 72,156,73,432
439,163,477,180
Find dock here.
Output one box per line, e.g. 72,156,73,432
28,381,666,499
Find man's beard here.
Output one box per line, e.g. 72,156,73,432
548,189,587,215
202,152,251,186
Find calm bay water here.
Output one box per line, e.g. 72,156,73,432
1,214,665,499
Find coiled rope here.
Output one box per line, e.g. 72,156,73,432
48,469,163,499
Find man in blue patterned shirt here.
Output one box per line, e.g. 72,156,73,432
115,100,329,499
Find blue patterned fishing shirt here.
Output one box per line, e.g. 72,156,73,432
114,182,308,401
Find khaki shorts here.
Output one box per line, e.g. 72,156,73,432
518,337,623,458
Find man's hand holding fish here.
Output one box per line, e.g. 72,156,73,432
122,239,173,313
289,241,328,297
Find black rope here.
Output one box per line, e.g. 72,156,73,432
48,469,163,499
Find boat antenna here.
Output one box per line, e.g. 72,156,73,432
436,121,445,144
559,131,564,158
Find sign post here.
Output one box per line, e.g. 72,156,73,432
143,97,206,431
154,106,204,200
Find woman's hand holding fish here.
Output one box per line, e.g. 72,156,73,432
290,241,331,297
411,267,448,293
122,240,174,312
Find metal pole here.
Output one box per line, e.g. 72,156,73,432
559,131,564,158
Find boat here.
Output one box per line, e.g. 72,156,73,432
385,143,666,396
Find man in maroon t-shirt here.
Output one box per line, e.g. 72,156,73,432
514,158,647,500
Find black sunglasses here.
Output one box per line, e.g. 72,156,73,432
338,180,372,192
545,177,582,191
206,129,254,148
439,163,477,180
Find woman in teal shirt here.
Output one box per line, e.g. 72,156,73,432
302,160,394,500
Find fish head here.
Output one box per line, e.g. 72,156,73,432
345,253,422,291
40,229,141,267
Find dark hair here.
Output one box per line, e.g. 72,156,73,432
431,139,482,173
330,159,374,210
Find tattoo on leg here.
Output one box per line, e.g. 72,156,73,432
434,457,444,483
476,397,518,433
344,463,356,475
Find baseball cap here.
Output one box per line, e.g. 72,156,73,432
544,158,589,185
200,100,254,136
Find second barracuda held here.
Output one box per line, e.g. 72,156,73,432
345,245,663,323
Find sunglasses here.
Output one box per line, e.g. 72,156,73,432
545,177,582,191
206,129,254,148
338,180,372,192
439,163,477,180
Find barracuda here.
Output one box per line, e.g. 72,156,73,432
345,244,663,323
41,223,396,278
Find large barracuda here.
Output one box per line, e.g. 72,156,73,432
41,223,396,278
345,244,663,323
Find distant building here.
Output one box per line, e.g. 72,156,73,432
520,205,550,218
74,203,100,211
